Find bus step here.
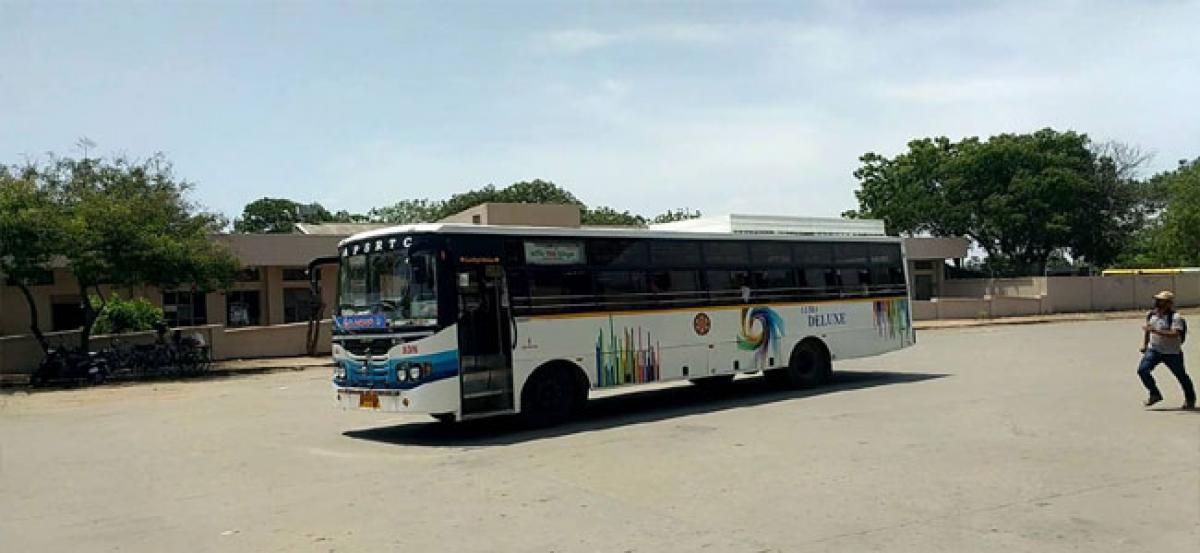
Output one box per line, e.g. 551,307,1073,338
459,409,515,421
462,389,506,400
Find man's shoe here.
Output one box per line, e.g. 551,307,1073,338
1182,402,1196,410
1144,395,1163,407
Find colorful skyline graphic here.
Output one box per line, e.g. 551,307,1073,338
737,306,785,369
873,298,912,343
595,318,661,387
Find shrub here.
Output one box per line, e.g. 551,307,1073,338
90,294,164,335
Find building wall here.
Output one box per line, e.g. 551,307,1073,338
438,202,582,227
0,265,338,337
912,273,1200,320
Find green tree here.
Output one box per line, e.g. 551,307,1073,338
1125,158,1200,267
650,208,702,224
368,199,445,224
8,152,239,353
846,129,1153,275
369,179,699,227
582,207,646,226
234,198,338,233
0,166,62,351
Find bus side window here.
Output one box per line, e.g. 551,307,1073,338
795,242,835,299
705,269,749,305
506,270,531,315
527,268,591,313
648,270,702,306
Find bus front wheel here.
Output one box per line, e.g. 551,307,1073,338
521,366,577,427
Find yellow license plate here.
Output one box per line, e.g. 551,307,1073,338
358,391,380,409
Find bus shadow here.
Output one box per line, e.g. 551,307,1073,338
343,370,946,448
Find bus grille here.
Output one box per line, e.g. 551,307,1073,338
341,338,395,356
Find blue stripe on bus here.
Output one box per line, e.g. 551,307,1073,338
340,349,459,390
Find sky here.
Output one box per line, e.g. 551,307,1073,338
2,0,1198,222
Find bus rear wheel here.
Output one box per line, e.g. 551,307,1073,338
772,340,831,389
521,366,577,427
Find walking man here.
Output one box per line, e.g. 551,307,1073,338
1138,291,1195,409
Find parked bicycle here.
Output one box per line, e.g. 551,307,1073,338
99,330,211,379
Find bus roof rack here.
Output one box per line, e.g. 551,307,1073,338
649,214,887,237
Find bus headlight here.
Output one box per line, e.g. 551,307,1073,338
333,365,346,380
408,366,422,381
396,365,409,382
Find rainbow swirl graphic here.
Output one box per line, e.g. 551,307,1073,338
737,306,785,368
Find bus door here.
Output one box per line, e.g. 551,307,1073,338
456,263,514,415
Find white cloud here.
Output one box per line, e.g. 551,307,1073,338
540,29,621,53
535,23,734,54
875,75,1076,104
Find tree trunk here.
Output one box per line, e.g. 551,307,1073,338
78,281,100,353
15,282,50,354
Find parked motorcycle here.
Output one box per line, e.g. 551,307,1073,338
30,347,110,387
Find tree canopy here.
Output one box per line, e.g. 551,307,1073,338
845,129,1154,275
1118,158,1200,267
363,179,699,227
2,153,239,352
233,197,364,233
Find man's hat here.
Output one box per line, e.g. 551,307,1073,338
1153,290,1175,301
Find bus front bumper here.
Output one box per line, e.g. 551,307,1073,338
334,377,459,414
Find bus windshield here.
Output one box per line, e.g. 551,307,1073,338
338,248,438,328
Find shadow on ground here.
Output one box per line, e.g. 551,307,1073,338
343,369,946,448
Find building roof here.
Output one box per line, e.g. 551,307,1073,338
216,234,344,266
293,222,391,235
650,214,887,236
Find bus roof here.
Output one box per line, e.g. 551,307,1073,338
1102,268,1200,276
338,222,904,248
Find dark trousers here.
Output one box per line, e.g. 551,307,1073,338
1137,350,1196,404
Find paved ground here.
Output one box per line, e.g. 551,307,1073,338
1,318,1197,552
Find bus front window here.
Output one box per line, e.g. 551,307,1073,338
338,249,438,328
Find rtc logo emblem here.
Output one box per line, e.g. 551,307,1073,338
693,313,711,336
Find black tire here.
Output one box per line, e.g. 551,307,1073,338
521,366,577,427
430,413,457,424
775,340,832,389
690,374,735,389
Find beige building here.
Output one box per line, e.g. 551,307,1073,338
0,206,971,337
0,234,350,337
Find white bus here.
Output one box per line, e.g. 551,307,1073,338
322,223,914,424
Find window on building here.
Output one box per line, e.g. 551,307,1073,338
163,291,208,327
235,268,261,282
226,290,261,327
51,297,83,331
283,288,318,323
281,268,308,282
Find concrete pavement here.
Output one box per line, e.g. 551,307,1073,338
1,318,1197,552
